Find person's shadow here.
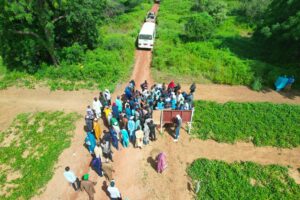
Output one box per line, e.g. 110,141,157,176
101,181,110,198
147,156,157,172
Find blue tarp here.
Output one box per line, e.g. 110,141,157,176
275,76,295,91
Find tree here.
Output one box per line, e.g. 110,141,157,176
185,13,216,41
255,0,300,61
192,0,227,24
0,0,106,72
239,0,271,23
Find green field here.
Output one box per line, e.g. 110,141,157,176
0,2,152,91
152,0,300,89
0,112,80,199
188,159,300,200
193,101,300,147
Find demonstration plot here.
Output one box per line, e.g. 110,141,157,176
188,159,300,200
193,101,300,147
0,112,79,199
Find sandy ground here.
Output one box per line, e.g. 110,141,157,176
1,3,300,200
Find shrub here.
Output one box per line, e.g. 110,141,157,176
184,13,216,41
60,43,86,64
251,77,263,91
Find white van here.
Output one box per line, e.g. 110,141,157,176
138,22,156,49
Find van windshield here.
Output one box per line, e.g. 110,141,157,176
139,34,153,40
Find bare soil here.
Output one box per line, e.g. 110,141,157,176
1,3,300,200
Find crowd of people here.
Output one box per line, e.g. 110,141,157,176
64,80,196,200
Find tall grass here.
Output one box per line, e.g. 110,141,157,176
188,159,300,200
152,0,300,89
0,112,80,199
193,101,300,147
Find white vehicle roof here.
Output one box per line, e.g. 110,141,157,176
139,22,156,35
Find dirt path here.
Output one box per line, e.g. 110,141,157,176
1,3,300,200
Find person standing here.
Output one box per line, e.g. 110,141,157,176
107,180,122,200
86,105,95,119
63,166,80,191
115,96,123,112
128,116,136,143
156,152,167,173
80,175,97,200
148,120,156,141
121,127,129,148
92,97,102,119
143,123,150,145
94,143,102,159
101,139,113,162
85,115,93,133
135,127,144,149
174,114,182,142
110,127,119,150
91,156,103,177
104,106,112,126
104,89,111,106
93,118,102,141
112,103,120,121
85,132,96,154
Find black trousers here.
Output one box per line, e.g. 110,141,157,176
72,178,80,191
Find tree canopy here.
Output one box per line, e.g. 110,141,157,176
0,0,106,72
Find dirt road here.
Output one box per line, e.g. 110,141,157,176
1,3,300,200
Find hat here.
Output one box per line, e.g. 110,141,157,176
113,121,118,126
130,116,134,120
83,174,89,180
110,180,115,187
176,114,181,119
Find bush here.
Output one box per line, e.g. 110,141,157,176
193,101,300,147
184,13,216,41
60,43,86,64
251,77,263,91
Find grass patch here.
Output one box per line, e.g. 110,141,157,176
152,0,300,89
0,112,80,199
188,159,300,200
193,101,300,147
0,2,152,91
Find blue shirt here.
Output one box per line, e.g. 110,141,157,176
64,171,76,183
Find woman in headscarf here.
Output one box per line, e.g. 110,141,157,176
104,106,112,126
121,127,129,148
85,131,96,154
156,152,167,173
91,155,103,177
93,118,102,141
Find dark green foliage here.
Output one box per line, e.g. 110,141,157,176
254,0,300,62
0,0,106,71
188,159,300,200
0,1,151,90
192,0,228,24
193,101,300,147
185,13,216,41
239,0,271,23
0,112,80,199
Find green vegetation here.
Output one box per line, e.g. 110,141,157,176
193,101,300,147
188,159,300,200
0,112,80,199
0,0,152,91
152,0,300,89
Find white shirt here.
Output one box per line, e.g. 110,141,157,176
107,186,121,198
64,171,76,183
93,100,102,112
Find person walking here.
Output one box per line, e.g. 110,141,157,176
92,97,102,119
112,103,120,121
63,166,80,191
174,114,182,142
143,123,150,145
110,127,119,150
85,115,93,133
93,118,102,141
104,89,111,106
115,96,123,112
121,127,129,148
91,156,103,177
107,180,122,200
86,105,95,119
80,175,97,200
